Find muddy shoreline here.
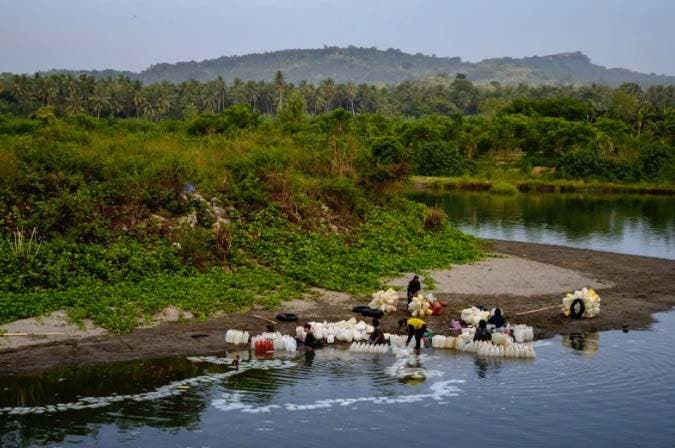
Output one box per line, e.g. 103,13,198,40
1,240,673,376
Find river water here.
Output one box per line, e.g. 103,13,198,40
411,192,675,260
2,192,674,447
2,311,675,447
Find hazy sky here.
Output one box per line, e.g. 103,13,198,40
1,0,674,75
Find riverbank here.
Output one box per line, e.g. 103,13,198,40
412,176,675,195
1,240,673,375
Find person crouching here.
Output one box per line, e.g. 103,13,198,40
473,319,492,342
399,317,427,351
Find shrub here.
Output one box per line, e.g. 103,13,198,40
423,206,447,231
413,142,474,176
490,181,519,195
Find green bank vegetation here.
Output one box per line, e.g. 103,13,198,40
0,110,484,332
1,73,674,331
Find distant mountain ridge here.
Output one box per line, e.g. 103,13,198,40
43,46,675,87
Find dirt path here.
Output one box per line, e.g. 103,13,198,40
1,240,673,375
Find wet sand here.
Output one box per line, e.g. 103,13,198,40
1,240,673,375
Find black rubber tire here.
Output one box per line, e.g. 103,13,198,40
276,313,299,322
361,308,384,318
570,299,585,319
352,306,371,314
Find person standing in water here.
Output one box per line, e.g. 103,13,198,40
399,317,427,351
407,275,421,304
302,323,317,350
368,318,385,345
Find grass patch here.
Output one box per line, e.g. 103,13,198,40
411,176,674,196
0,266,305,333
423,206,448,231
489,181,519,195
422,274,437,290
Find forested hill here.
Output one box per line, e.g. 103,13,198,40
43,47,675,87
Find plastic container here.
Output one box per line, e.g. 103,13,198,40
432,335,447,348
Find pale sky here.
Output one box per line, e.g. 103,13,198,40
1,0,674,75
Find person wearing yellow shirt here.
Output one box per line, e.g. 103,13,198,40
398,317,427,351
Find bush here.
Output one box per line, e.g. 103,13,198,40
640,142,675,181
413,142,474,176
490,181,519,195
423,206,447,231
186,105,259,136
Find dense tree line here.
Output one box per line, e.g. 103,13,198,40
1,72,674,182
2,71,675,119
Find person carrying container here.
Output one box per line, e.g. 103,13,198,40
399,317,427,350
473,319,492,342
368,318,385,345
407,275,421,304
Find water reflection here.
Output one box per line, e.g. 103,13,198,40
562,332,600,358
0,357,212,407
410,192,675,259
304,350,316,366
474,357,502,379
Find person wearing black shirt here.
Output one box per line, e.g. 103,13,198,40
302,323,317,349
407,275,421,304
488,308,507,329
473,319,492,342
368,319,385,345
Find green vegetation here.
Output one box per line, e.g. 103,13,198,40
43,47,675,87
489,182,519,195
1,71,673,185
1,70,673,331
423,207,448,231
415,176,674,195
0,111,484,332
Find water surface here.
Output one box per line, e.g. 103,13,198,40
411,192,675,259
2,312,675,448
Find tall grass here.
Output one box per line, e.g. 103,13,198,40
9,228,41,261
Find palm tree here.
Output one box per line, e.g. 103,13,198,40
90,85,110,119
319,78,335,113
63,78,84,116
273,70,286,112
131,81,144,118
10,75,35,114
214,76,227,112
346,82,357,115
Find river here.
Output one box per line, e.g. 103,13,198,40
1,311,674,447
411,192,675,260
2,191,674,447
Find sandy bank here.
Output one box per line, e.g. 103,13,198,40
1,241,673,375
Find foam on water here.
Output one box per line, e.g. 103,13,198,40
211,380,464,414
210,347,463,415
0,358,297,416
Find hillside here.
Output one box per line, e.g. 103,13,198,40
44,47,675,87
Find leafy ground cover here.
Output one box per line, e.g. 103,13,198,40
0,113,483,332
